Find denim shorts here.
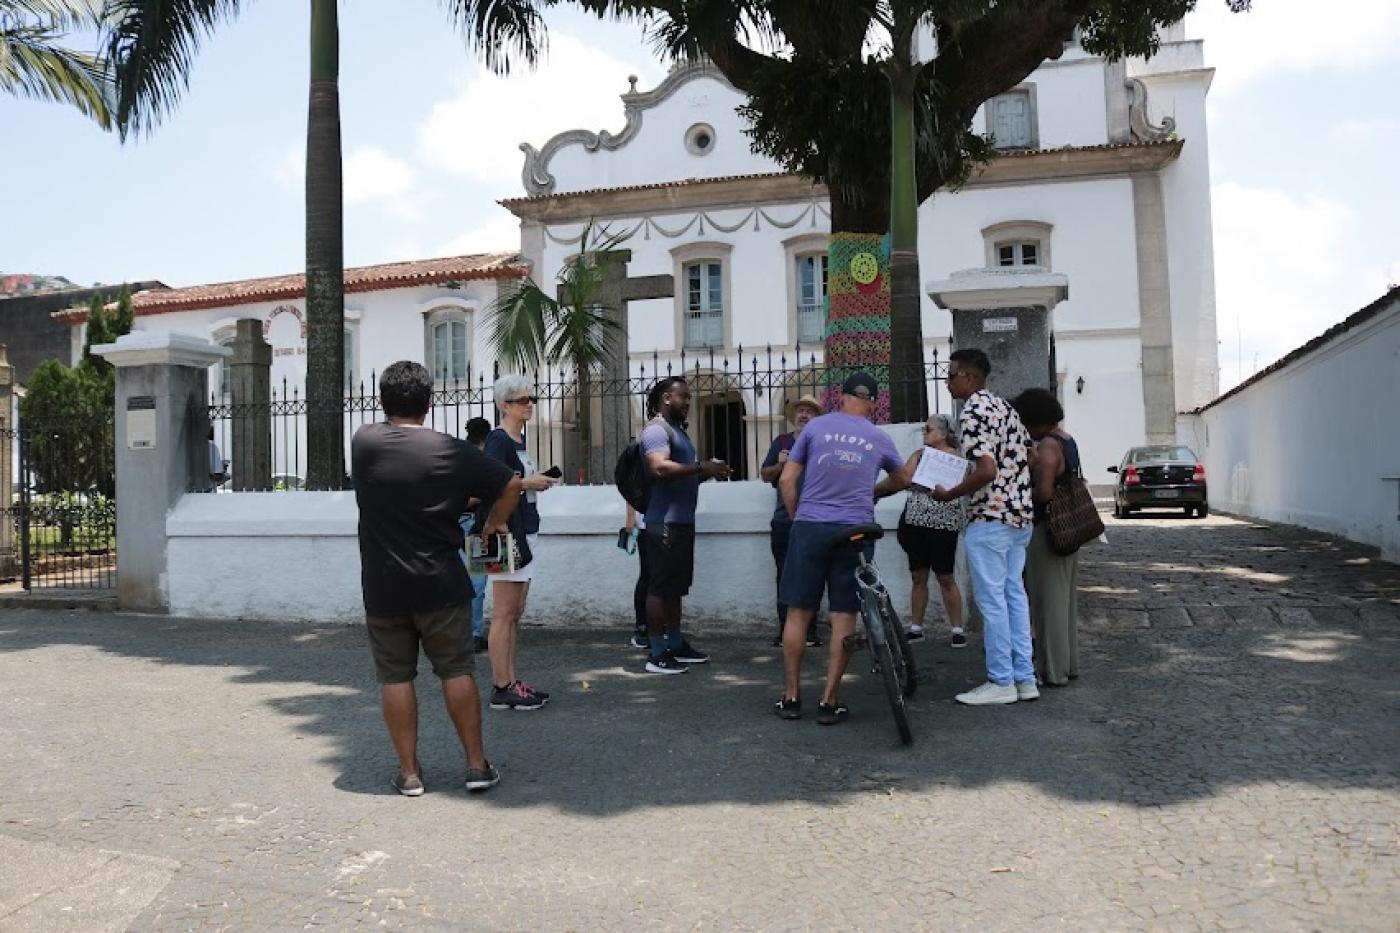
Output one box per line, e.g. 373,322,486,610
779,521,873,614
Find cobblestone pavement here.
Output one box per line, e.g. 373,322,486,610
1,512,1397,931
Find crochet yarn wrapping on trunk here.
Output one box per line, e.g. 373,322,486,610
822,232,892,422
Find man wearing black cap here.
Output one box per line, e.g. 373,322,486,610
774,372,914,724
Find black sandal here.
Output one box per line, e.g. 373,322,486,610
816,702,849,725
774,696,802,720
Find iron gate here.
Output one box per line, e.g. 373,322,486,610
0,413,116,591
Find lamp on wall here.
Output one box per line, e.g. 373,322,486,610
1075,376,1085,395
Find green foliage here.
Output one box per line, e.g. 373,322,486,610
487,221,627,375
19,358,116,498
0,0,115,128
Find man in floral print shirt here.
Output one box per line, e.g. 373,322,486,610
932,348,1039,706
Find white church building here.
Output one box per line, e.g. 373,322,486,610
57,22,1219,488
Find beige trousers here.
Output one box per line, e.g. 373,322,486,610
1026,523,1080,685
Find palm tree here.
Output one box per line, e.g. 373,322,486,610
487,222,627,481
1,0,113,127
576,0,1250,422
100,0,549,488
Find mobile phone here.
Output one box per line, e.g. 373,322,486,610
543,466,562,479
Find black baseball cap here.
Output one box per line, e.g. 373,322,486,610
841,372,879,399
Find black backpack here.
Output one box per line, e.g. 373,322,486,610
615,418,676,512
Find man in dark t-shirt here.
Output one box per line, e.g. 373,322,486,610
353,361,522,796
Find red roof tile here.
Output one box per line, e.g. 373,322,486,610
52,252,525,323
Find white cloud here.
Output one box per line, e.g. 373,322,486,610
273,141,421,219
1212,181,1393,388
1189,0,1400,96
274,141,303,192
343,147,416,205
435,208,522,258
417,32,664,189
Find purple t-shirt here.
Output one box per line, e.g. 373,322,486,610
789,412,904,525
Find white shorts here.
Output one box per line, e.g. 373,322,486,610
490,533,540,583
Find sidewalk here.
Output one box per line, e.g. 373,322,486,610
0,512,1396,930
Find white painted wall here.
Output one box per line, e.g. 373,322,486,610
971,57,1110,148
166,480,920,626
124,279,502,395
1177,299,1400,562
543,74,787,195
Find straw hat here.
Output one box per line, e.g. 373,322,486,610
784,394,822,423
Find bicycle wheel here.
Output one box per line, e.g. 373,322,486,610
882,595,918,698
863,599,913,745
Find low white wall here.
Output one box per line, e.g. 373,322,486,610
167,481,920,626
1177,296,1400,563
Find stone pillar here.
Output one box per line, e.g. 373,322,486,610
1132,173,1178,444
0,345,14,578
926,268,1070,401
94,332,230,611
558,250,672,482
230,318,272,491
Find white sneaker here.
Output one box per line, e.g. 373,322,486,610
954,682,1018,706
1015,682,1040,702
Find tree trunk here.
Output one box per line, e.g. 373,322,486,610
887,65,929,423
824,197,893,421
304,0,345,489
576,361,593,483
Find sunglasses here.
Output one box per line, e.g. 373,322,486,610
850,392,874,401
505,395,539,405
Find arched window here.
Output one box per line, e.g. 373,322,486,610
982,221,1054,270
423,306,473,384
783,233,830,346
671,242,734,351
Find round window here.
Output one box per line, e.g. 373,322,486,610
685,123,716,156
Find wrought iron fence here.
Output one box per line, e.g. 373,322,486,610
0,415,117,590
206,344,951,491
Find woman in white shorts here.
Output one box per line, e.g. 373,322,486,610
483,374,560,711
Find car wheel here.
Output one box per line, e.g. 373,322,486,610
1183,506,1194,518
1196,503,1210,519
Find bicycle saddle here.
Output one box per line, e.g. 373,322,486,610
828,523,884,550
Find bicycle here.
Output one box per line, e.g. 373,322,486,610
834,524,918,745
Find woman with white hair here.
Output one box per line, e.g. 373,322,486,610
483,373,560,711
897,412,968,647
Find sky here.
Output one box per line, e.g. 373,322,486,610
1,1,1397,392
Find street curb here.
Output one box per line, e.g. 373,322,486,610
0,593,117,612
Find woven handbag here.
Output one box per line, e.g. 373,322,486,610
1045,441,1104,556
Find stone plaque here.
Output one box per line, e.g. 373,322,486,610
982,317,1019,333
126,395,156,449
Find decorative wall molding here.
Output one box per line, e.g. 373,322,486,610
519,60,735,196
1127,77,1176,143
542,202,830,246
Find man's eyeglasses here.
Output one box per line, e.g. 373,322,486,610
850,391,874,401
505,395,539,405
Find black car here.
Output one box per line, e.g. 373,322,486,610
1108,445,1209,518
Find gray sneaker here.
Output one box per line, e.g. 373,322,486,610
391,771,424,797
1015,681,1040,702
465,762,500,793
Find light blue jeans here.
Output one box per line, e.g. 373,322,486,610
469,573,487,639
459,514,487,639
964,519,1035,686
